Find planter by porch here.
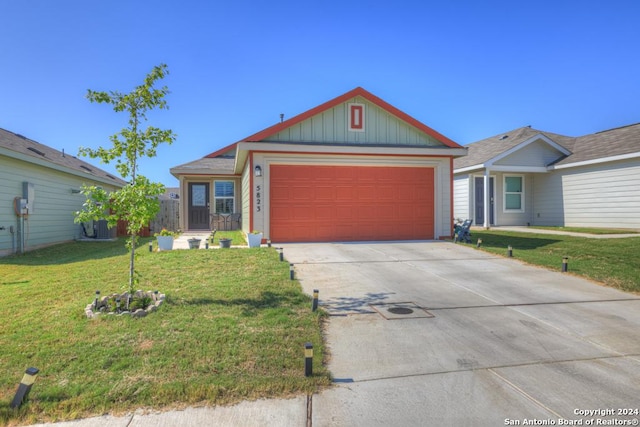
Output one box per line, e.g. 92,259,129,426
219,238,232,248
188,238,201,249
247,233,263,248
156,235,174,251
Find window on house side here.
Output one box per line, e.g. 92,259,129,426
504,176,524,212
215,181,234,213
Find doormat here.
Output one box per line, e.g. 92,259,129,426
369,302,434,320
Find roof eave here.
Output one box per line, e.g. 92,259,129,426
549,151,640,170
0,146,125,187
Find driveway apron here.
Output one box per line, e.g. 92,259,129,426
281,241,640,427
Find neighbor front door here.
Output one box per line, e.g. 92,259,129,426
188,182,210,230
474,176,495,226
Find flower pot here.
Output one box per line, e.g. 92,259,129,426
188,238,201,249
219,238,232,248
247,233,263,248
156,236,174,251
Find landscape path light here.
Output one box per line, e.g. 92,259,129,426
10,367,39,409
304,343,313,377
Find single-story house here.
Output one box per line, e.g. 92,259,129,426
0,128,126,256
171,87,468,242
453,123,640,229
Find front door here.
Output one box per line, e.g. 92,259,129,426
474,177,495,226
188,182,210,230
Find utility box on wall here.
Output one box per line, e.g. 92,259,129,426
23,182,35,214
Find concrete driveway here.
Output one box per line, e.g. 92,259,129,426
281,241,640,427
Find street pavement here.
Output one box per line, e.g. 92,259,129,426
30,239,640,426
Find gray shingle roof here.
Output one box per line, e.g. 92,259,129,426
554,122,640,166
170,157,235,175
0,128,126,186
455,122,640,170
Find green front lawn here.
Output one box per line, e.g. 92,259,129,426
470,230,640,293
0,239,330,425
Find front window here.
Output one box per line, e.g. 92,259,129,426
504,175,524,212
214,181,234,213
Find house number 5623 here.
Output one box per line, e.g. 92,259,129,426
256,185,261,213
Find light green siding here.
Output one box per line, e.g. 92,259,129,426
0,156,120,256
264,96,443,146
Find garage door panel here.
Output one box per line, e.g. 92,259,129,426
335,186,353,200
357,185,376,200
336,206,355,219
270,165,434,242
315,186,333,200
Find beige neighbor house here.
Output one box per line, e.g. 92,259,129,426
0,128,126,256
453,123,640,230
171,87,468,242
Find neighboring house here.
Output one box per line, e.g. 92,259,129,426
0,128,126,256
171,87,467,242
453,123,640,229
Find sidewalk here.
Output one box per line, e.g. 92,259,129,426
31,397,308,427
479,226,640,239
171,232,244,249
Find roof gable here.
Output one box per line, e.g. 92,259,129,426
454,127,577,170
492,135,571,167
456,122,640,172
212,87,460,154
261,93,450,147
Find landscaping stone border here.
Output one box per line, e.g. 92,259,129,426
85,290,165,319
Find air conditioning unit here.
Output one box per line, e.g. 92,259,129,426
96,220,110,239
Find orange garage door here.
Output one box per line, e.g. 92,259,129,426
270,165,434,242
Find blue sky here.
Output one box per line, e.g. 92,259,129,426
2,1,639,186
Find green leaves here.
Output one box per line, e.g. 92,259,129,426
77,64,176,294
83,63,176,181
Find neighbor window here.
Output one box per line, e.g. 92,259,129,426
504,175,524,212
214,181,234,213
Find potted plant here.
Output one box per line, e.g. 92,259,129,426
247,230,263,248
219,238,232,248
187,237,201,249
155,228,178,251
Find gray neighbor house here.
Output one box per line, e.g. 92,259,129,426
453,123,640,230
0,128,126,256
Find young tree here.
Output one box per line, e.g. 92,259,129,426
75,64,176,301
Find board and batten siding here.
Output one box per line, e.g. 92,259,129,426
558,159,640,229
264,96,442,147
0,155,120,256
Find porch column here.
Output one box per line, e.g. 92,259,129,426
178,175,186,231
483,169,490,229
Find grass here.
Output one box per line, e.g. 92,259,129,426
471,230,640,293
0,239,331,426
528,226,639,235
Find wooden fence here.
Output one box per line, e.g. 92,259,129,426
117,198,180,237
149,199,180,234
